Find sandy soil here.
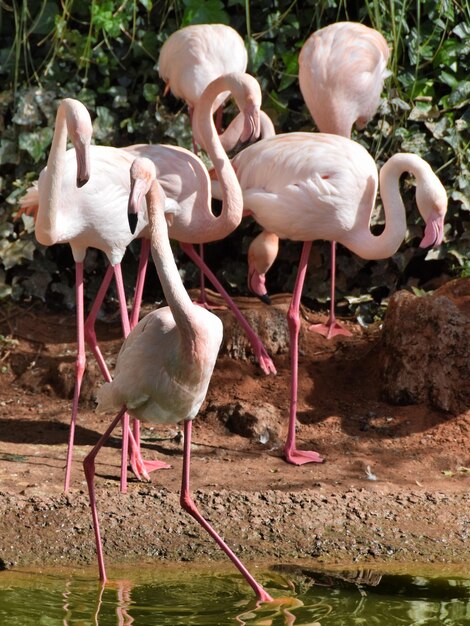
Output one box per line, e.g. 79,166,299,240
0,295,468,575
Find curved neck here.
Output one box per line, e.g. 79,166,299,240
36,101,69,243
348,154,422,260
192,75,244,241
147,182,198,347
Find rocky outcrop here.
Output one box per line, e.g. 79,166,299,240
379,278,470,414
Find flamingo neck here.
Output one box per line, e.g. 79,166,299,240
193,76,243,241
348,154,419,260
147,182,198,347
36,102,68,244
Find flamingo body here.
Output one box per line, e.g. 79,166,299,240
159,24,247,111
233,132,446,259
299,21,390,136
97,305,222,424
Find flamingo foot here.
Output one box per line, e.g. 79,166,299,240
309,319,352,339
129,452,171,482
256,346,277,376
284,447,324,465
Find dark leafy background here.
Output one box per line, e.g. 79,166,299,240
0,0,468,325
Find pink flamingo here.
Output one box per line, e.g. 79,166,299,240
228,132,447,464
85,156,272,603
247,22,390,337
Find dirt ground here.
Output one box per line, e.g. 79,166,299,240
0,292,468,576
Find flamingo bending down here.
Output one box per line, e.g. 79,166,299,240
247,21,390,338
229,132,447,465
85,156,272,603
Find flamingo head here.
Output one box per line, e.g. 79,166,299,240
63,98,92,188
128,157,156,234
416,171,448,249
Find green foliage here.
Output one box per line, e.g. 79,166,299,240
0,0,468,319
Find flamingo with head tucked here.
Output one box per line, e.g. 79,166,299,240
247,21,390,337
228,131,447,465
84,156,272,603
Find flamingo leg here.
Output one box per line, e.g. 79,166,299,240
128,238,172,477
129,238,150,330
180,420,273,603
84,406,128,582
64,262,86,492
84,264,114,382
180,242,277,375
309,241,352,339
284,242,324,465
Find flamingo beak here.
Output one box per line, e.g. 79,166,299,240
76,141,90,188
248,268,271,305
240,102,261,145
419,213,445,249
128,179,147,234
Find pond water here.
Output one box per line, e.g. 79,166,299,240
0,562,469,625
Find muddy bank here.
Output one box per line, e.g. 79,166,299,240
0,484,468,572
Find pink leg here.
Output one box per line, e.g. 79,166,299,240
129,416,171,479
64,262,86,492
180,420,272,603
284,242,324,465
84,407,127,582
180,242,277,375
127,238,171,477
84,264,115,382
309,241,351,339
129,238,150,330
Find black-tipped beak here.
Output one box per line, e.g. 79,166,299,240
76,142,90,188
259,293,272,305
128,212,138,235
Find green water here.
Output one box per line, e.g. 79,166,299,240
0,563,469,625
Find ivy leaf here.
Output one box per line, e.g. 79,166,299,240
18,127,53,163
181,0,230,26
247,39,274,73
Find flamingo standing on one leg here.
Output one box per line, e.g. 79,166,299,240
228,132,447,464
247,21,390,337
84,156,272,603
158,23,248,308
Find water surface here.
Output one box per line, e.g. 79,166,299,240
0,562,469,625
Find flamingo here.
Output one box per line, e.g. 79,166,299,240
227,132,447,464
84,156,272,603
247,21,390,337
124,73,276,376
